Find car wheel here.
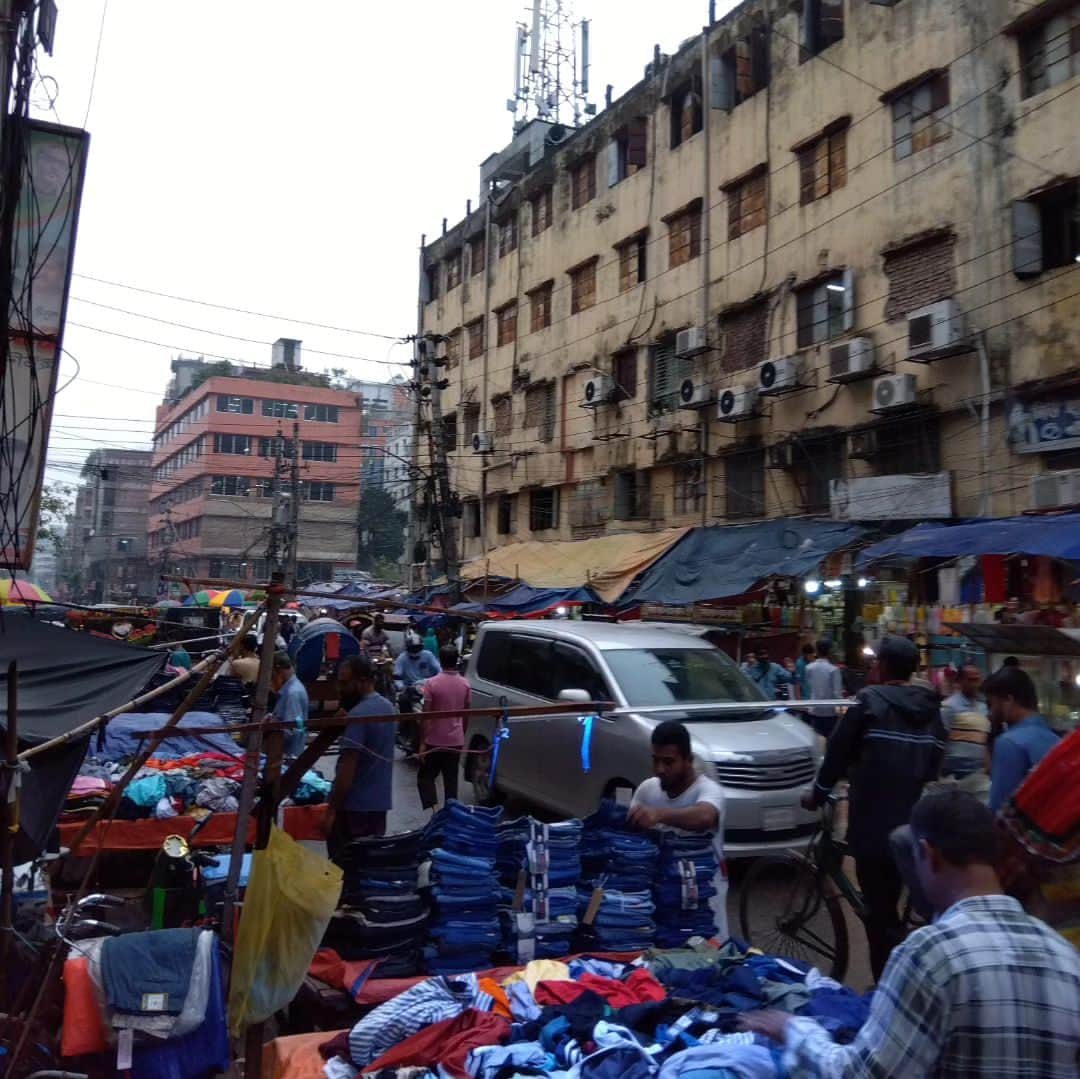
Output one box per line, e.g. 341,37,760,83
468,736,504,807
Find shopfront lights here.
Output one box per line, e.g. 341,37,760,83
824,579,843,589
804,580,821,595
857,577,869,588
826,282,846,292
862,645,876,658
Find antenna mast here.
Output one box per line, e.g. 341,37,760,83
507,0,594,131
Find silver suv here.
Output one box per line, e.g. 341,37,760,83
464,620,820,858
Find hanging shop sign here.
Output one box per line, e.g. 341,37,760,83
829,472,952,522
640,603,744,625
1008,398,1080,454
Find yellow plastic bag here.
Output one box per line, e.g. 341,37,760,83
228,824,343,1035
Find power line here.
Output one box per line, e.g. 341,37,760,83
82,0,109,126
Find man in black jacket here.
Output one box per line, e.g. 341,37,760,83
802,635,945,981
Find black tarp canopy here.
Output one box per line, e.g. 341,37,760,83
0,614,166,861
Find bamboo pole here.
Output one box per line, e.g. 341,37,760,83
1,661,18,967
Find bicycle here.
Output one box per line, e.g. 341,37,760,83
737,794,921,982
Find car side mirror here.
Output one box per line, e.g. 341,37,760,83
557,688,591,704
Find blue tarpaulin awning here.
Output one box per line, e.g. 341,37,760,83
618,520,866,607
483,583,596,615
857,514,1080,565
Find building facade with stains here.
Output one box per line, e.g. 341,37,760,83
416,0,1080,568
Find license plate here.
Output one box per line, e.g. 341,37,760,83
763,807,796,832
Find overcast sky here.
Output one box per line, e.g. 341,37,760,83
40,0,730,489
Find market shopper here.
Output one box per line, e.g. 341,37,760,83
941,664,986,730
223,633,259,686
628,720,729,940
361,613,392,655
742,649,793,699
271,652,310,758
794,642,815,700
804,639,844,738
802,635,945,981
416,645,471,811
984,666,1059,812
394,634,441,690
324,654,396,857
740,789,1080,1077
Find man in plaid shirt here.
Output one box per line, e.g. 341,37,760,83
742,790,1080,1076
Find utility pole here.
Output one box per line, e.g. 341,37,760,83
406,234,426,592
286,419,300,589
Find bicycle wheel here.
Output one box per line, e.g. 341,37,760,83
739,854,850,981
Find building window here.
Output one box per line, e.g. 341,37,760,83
615,232,647,292
802,0,844,59
302,441,337,462
469,233,486,276
463,407,480,447
797,123,848,204
1018,6,1080,99
891,70,950,160
446,250,463,291
467,318,485,359
1013,179,1080,278
673,461,704,515
669,79,703,148
445,328,462,370
883,232,956,320
425,264,440,302
531,186,553,236
210,475,251,497
304,403,339,422
667,201,702,268
524,382,556,442
254,478,275,498
496,493,517,535
262,399,297,419
529,280,554,331
497,214,518,258
648,335,691,415
217,395,253,414
213,433,251,455
613,470,652,520
529,487,559,531
463,500,482,539
718,298,769,375
714,28,769,109
569,258,598,314
493,395,513,438
608,117,648,185
296,562,334,584
304,481,335,502
726,168,768,239
614,349,638,400
869,412,942,476
796,272,852,347
570,155,596,210
259,435,295,458
724,449,764,519
442,412,458,452
495,302,518,346
793,433,845,514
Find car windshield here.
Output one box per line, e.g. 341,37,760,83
603,647,766,711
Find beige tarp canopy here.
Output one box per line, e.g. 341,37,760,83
460,528,690,604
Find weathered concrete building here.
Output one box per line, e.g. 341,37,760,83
416,0,1080,569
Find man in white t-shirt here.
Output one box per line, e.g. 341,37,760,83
628,720,728,939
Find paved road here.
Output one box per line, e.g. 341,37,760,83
313,748,874,990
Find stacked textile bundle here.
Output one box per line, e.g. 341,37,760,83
326,829,428,977
579,800,658,951
423,800,503,975
496,817,583,960
652,832,718,947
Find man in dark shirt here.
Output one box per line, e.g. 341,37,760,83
802,635,945,980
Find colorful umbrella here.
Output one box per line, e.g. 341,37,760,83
0,578,52,605
210,589,245,608
184,589,218,607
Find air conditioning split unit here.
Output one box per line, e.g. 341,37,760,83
471,431,494,454
1031,470,1080,510
767,442,794,469
678,377,713,410
848,429,880,459
872,373,918,413
828,337,876,384
907,298,966,361
758,356,802,396
716,386,758,421
675,326,709,358
582,374,616,408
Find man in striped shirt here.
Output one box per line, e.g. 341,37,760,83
742,790,1080,1076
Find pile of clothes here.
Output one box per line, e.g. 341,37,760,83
422,801,504,976
579,801,658,952
315,941,872,1079
326,830,429,978
652,833,718,948
496,817,583,962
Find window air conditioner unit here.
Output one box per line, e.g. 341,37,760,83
907,299,966,361
848,429,879,460
1031,470,1080,510
471,431,494,454
716,386,758,421
767,442,794,469
872,373,918,413
675,326,709,358
677,376,713,410
582,374,616,408
758,356,802,396
827,337,876,383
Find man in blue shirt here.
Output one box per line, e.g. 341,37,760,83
393,635,441,690
324,654,397,859
742,648,793,699
271,653,309,758
984,666,1059,811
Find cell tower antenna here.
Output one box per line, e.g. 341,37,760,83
507,0,594,131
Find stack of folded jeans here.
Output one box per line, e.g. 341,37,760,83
423,800,503,974
325,828,428,977
652,832,718,947
575,886,656,951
